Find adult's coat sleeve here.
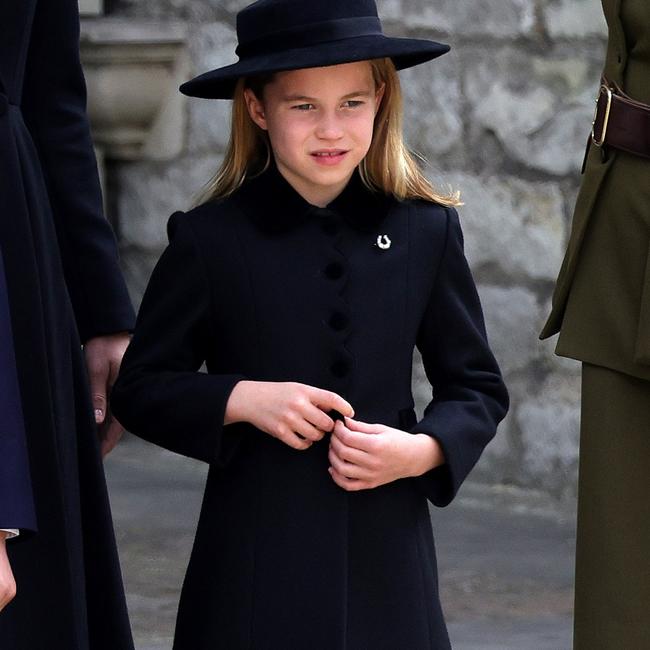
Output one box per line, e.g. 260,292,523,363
410,208,509,507
0,253,36,536
111,212,246,464
21,0,135,343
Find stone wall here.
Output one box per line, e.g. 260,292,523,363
102,0,608,498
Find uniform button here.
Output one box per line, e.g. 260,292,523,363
330,359,350,378
324,262,344,280
0,94,8,117
321,220,339,236
329,312,349,331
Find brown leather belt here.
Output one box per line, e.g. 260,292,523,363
591,78,650,160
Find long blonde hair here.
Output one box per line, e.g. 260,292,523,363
195,58,461,207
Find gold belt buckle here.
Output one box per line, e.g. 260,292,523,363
591,84,613,147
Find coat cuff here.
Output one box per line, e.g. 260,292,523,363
409,420,459,507
111,372,247,466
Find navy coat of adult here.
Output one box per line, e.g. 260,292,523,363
112,164,509,649
0,1,135,648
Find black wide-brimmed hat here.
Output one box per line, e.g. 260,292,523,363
180,0,450,99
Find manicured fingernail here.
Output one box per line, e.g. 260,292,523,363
95,409,103,421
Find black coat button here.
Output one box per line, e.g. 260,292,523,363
330,359,350,378
324,262,344,280
329,312,349,331
0,94,8,117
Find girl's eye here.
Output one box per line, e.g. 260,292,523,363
292,104,315,111
343,100,364,108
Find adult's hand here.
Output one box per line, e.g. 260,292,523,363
225,381,354,450
84,332,131,457
328,416,445,491
0,533,16,612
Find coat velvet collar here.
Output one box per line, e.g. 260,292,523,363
234,161,394,234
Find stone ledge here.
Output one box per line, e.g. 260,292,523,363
81,20,190,161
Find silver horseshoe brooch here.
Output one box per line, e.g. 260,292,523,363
376,234,392,250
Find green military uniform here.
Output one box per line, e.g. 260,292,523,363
540,0,650,647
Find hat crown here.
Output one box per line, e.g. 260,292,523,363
236,0,383,59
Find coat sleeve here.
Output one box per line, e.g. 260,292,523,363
110,212,246,464
409,207,509,507
0,253,36,537
20,0,135,343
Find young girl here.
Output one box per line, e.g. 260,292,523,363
112,1,509,648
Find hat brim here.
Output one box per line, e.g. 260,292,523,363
179,35,450,99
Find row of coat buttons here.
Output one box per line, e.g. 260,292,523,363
315,208,352,380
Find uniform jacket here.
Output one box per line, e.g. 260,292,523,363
0,1,135,648
112,163,509,649
540,0,650,380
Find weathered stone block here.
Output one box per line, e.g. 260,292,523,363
186,21,238,154
107,0,228,21
544,0,607,39
189,20,238,78
476,285,544,376
118,154,222,249
445,172,565,282
518,373,581,494
400,52,463,157
464,46,603,176
378,0,535,37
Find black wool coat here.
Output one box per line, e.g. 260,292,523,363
112,164,509,650
0,1,135,648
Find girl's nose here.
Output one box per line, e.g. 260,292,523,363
315,112,344,140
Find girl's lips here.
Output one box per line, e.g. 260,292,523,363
310,150,349,166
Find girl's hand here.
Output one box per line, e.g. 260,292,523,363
328,417,445,491
225,381,355,450
0,533,16,612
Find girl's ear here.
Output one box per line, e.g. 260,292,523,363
244,88,268,131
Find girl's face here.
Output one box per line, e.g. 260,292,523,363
244,61,385,207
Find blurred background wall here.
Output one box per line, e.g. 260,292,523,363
80,0,608,499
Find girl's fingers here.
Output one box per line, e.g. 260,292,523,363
331,420,377,452
312,388,355,418
303,403,335,433
329,432,372,467
343,416,384,434
276,423,313,450
328,446,370,480
328,467,367,492
289,434,313,450
294,418,326,442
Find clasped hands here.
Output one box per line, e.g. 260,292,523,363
225,380,445,491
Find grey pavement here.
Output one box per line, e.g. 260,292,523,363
105,436,576,650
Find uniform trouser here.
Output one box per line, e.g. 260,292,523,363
574,363,650,650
